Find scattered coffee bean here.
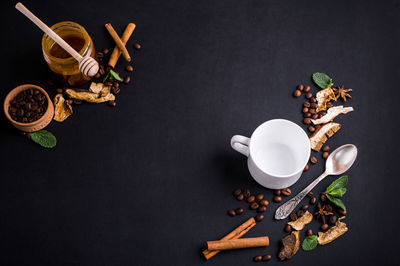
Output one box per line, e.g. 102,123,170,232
296,210,304,217
112,87,121,94
123,76,131,84
325,204,333,212
96,52,104,58
322,152,329,159
103,48,109,54
306,229,313,236
303,118,311,125
125,65,134,72
310,197,317,205
235,207,244,215
301,205,309,210
304,112,312,118
297,84,304,91
95,72,101,79
66,99,73,105
322,145,330,152
303,164,309,172
247,195,256,203
233,189,242,197
106,66,112,72
105,81,113,86
253,255,262,262
273,195,282,203
237,194,244,201
133,43,141,50
309,108,316,114
47,80,55,86
320,194,327,202
56,88,63,94
255,214,264,222
27,132,32,139
310,102,318,109
329,215,337,224
73,99,82,105
304,85,311,92
99,68,105,75
326,102,333,108
303,102,311,108
321,223,329,230
250,202,259,210
107,100,117,107
310,97,317,103
293,89,301,97
289,213,298,221
302,107,309,113
243,189,251,197
228,209,236,217
262,254,272,261
338,208,347,216
305,92,312,99
274,189,281,196
310,156,318,164
307,191,313,197
255,193,264,201
308,126,315,132
311,114,319,119
281,188,291,196
113,82,120,88
284,224,292,232
260,200,269,206
319,111,327,116
257,206,267,213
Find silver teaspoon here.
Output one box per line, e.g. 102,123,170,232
274,144,358,220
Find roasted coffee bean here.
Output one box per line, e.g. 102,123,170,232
233,188,242,196
260,199,269,206
329,215,337,225
237,194,244,201
228,209,236,216
309,108,316,114
322,145,330,152
284,224,292,232
307,191,313,197
243,189,251,197
255,193,264,201
302,107,309,113
56,88,63,94
253,255,262,262
310,103,318,109
66,99,73,105
297,84,304,91
133,43,141,50
96,52,104,58
308,126,315,132
105,81,113,86
112,87,121,94
107,100,117,107
73,99,82,105
113,82,120,88
273,195,282,203
250,202,259,210
310,156,318,164
47,80,55,86
95,72,101,79
310,97,317,103
321,224,329,230
301,205,309,210
304,112,312,118
235,207,244,215
281,188,291,196
296,210,304,217
303,118,311,125
326,102,333,108
103,48,109,54
306,229,313,236
303,102,311,108
304,85,311,92
320,194,327,202
305,92,313,99
262,254,272,261
293,89,301,97
290,213,298,221
310,197,317,205
274,189,281,196
325,204,333,212
319,111,327,116
255,214,264,222
257,206,267,213
322,152,329,159
311,114,319,120
303,164,309,172
247,195,256,203
106,66,112,72
99,68,105,75
125,65,134,72
338,208,347,216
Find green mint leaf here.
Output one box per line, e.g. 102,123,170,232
326,176,348,193
326,194,346,211
109,69,122,81
312,72,333,89
102,72,111,83
31,130,57,148
328,187,347,197
302,235,318,251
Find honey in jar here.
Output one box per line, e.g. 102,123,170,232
42,21,96,86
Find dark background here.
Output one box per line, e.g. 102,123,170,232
0,0,399,265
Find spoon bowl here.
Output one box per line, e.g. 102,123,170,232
325,144,358,175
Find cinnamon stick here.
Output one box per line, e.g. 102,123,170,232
207,236,269,251
105,23,132,63
202,217,256,260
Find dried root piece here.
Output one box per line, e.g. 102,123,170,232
318,217,348,245
311,106,354,125
53,94,73,122
316,87,336,112
278,231,300,260
288,211,313,231
66,89,115,103
309,122,341,152
89,82,111,97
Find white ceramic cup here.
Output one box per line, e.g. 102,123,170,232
231,119,310,189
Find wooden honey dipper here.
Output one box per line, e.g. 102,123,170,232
16,2,99,77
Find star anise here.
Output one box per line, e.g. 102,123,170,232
313,203,334,224
333,85,352,102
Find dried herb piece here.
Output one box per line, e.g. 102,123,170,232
333,86,352,101
288,211,313,231
311,106,354,125
316,87,336,112
302,235,318,251
31,130,56,148
53,94,73,122
65,89,115,103
312,72,333,89
309,122,341,152
317,217,348,245
278,231,300,260
314,203,333,224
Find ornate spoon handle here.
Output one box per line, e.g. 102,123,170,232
274,172,328,220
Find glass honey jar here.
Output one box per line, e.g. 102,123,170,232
42,21,96,87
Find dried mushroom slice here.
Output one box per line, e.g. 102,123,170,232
66,89,115,103
53,93,73,122
318,217,348,245
316,87,336,112
311,106,354,125
89,82,111,97
309,122,341,152
278,231,300,260
288,211,313,231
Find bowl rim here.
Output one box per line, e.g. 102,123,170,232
3,84,53,126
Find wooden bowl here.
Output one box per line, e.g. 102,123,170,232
3,84,54,132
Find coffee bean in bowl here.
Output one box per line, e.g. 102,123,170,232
3,84,54,132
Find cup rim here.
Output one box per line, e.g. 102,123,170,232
249,119,311,178
3,84,53,126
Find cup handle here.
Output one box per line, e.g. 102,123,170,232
231,135,250,157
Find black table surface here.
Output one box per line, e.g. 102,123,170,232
1,0,399,265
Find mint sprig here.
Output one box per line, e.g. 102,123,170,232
30,130,56,148
324,175,348,210
312,72,333,89
302,235,318,251
103,69,122,83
